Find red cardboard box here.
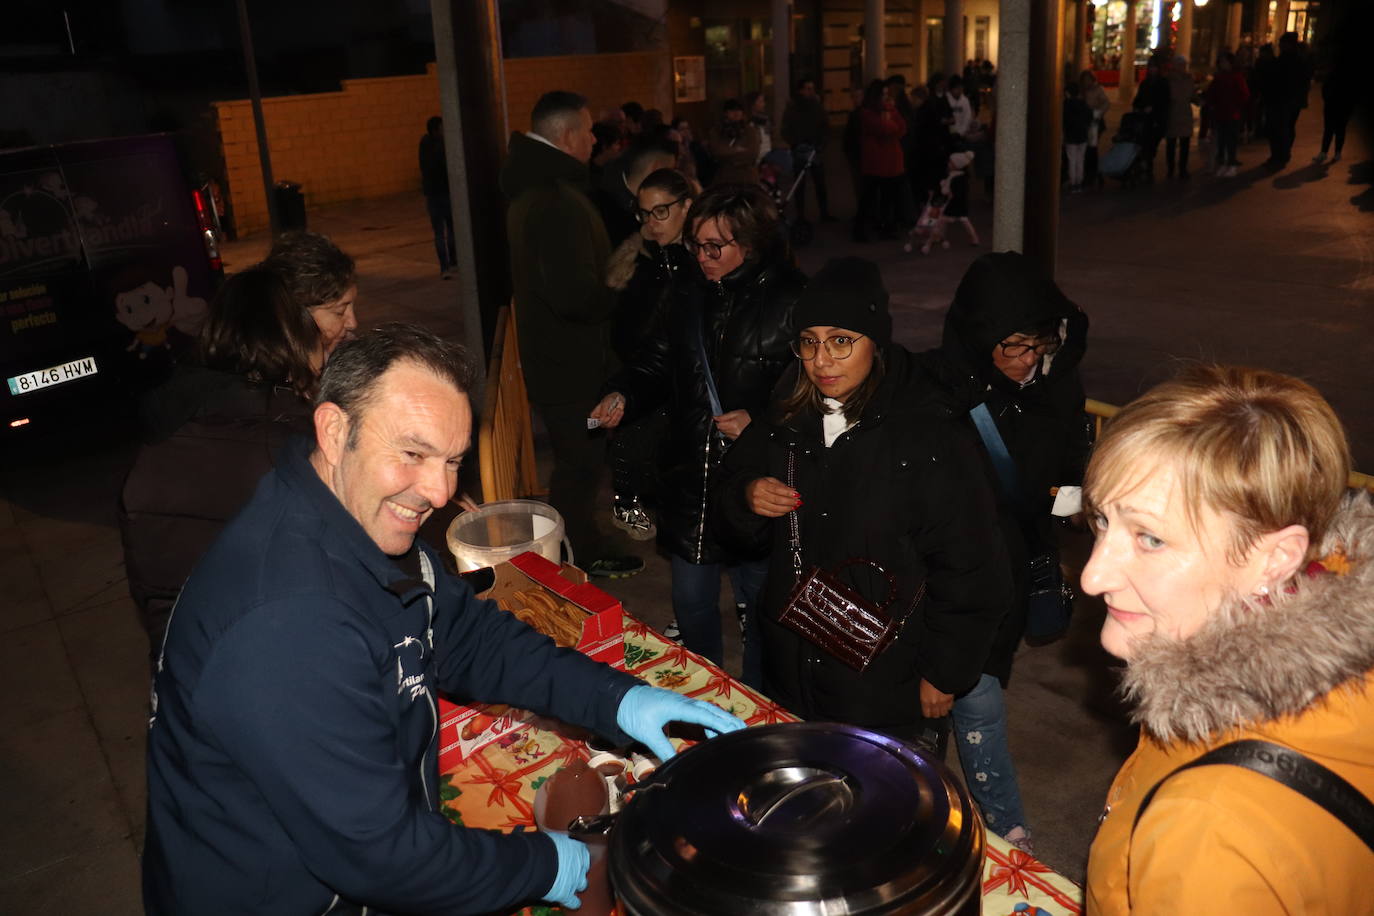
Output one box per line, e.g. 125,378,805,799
437,552,627,770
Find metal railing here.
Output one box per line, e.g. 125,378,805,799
477,306,541,503
1085,400,1374,493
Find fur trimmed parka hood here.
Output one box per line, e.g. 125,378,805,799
1122,489,1374,746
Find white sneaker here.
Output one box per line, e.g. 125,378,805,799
661,620,681,642
612,502,657,540
1004,825,1035,855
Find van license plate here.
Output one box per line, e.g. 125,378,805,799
7,357,99,396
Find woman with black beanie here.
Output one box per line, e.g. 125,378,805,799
714,257,1011,751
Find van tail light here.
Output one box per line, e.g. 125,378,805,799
192,188,223,273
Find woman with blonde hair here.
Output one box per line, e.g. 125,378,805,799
1083,364,1374,913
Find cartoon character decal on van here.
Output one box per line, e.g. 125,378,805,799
114,265,208,358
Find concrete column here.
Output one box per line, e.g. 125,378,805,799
430,0,511,380
1178,0,1194,64
773,0,791,129
234,0,278,234
915,10,928,84
992,0,1030,252
1272,0,1290,41
1118,0,1138,105
1225,0,1243,50
1252,0,1269,44
865,0,886,82
1072,0,1088,76
1207,1,1226,64
1024,0,1064,275
945,0,964,78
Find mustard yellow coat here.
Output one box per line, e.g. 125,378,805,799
1087,682,1374,914
1087,492,1374,914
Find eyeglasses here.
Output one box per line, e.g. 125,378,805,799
791,334,866,360
998,337,1061,359
684,237,738,260
635,195,688,223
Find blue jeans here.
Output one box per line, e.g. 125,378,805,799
951,673,1028,834
669,555,767,688
424,194,455,271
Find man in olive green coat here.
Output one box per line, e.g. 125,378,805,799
500,90,641,577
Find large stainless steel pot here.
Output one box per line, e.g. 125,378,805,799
600,722,984,915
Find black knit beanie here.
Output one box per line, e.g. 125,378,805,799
791,257,892,348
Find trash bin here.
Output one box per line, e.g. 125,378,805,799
274,180,306,232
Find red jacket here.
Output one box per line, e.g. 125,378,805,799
860,105,907,178
1205,71,1250,122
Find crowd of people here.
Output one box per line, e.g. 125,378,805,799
1100,30,1351,185
118,47,1373,913
842,69,989,247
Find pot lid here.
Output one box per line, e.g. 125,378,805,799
609,722,984,915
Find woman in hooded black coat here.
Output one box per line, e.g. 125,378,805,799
916,250,1091,847
715,257,1011,748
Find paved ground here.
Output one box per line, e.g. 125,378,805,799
1,108,1369,912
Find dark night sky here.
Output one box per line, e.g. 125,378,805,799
4,0,436,91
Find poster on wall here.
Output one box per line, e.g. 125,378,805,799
673,56,706,103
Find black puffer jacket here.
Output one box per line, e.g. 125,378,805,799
916,252,1091,683
609,256,805,563
611,240,694,364
118,366,313,668
715,345,1011,735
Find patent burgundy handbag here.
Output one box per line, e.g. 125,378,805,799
777,450,926,672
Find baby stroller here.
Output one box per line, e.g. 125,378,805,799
1100,111,1150,187
903,149,978,256
903,191,950,255
759,145,818,248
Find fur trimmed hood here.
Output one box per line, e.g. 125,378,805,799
1122,489,1374,745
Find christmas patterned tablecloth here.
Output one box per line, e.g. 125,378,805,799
438,616,1084,916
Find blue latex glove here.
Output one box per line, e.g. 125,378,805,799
615,684,747,761
543,831,589,910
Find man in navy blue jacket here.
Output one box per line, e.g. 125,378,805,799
143,323,743,914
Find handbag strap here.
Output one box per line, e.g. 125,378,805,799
1131,739,1374,853
969,401,1021,503
829,558,899,610
786,448,803,581
969,400,1047,550
692,307,725,418
784,448,925,622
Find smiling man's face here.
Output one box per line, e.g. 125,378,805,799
313,361,470,556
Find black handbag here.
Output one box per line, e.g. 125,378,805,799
776,449,925,672
970,402,1074,645
1025,550,1074,647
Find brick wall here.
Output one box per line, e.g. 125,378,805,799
215,70,441,237
216,54,669,237
503,52,670,133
